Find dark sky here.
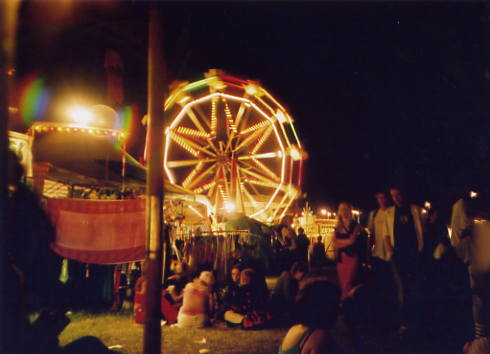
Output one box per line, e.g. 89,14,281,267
15,1,490,212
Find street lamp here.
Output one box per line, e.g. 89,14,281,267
320,208,327,216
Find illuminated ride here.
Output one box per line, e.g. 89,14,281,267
163,70,304,222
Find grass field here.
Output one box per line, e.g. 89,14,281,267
59,312,287,354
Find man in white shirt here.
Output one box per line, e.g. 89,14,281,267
383,187,425,333
367,192,390,261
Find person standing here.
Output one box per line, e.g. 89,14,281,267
333,202,363,299
451,191,490,342
296,227,310,263
383,187,424,332
367,192,390,261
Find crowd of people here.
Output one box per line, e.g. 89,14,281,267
133,185,489,354
3,148,490,353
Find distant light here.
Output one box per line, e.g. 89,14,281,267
291,223,295,228
224,201,236,213
68,106,93,126
320,208,327,216
352,210,360,216
245,85,257,95
290,147,301,161
470,191,478,199
275,110,287,123
424,201,431,209
422,209,428,214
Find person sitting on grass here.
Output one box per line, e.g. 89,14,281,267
224,268,271,329
272,261,308,318
279,281,341,354
222,264,242,307
176,271,215,328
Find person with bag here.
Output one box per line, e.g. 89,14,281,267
333,202,364,300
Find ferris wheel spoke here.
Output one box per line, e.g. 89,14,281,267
234,123,270,153
239,164,280,187
237,152,278,161
220,164,231,201
182,161,204,189
167,158,214,168
247,178,281,189
170,131,216,158
186,108,209,134
251,158,280,181
210,96,218,137
251,126,274,154
191,105,212,130
233,102,248,131
193,180,216,194
186,162,217,190
242,184,259,208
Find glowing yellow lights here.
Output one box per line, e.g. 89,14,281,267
240,120,269,135
176,126,209,139
352,210,361,216
163,71,304,222
245,85,258,95
470,191,478,199
290,147,301,161
422,209,428,214
68,106,93,126
320,208,327,216
424,201,431,209
29,122,125,140
188,205,204,218
224,201,236,213
178,96,191,105
275,110,287,123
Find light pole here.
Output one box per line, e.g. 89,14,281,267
144,4,166,354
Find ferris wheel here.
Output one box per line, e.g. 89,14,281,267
163,70,304,222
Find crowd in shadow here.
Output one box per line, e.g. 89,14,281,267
3,149,490,353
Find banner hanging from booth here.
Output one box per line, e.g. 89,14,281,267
47,198,146,264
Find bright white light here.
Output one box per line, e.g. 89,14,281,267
275,110,287,123
470,191,478,199
320,208,327,215
68,106,93,126
245,85,257,95
224,201,236,213
424,201,431,209
422,209,428,214
290,147,301,161
291,223,295,228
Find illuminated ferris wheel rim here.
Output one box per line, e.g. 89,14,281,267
162,71,304,221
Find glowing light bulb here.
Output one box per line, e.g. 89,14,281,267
245,85,257,95
290,147,301,161
224,201,236,213
275,110,287,123
470,191,478,199
424,201,431,209
320,209,327,216
68,106,93,126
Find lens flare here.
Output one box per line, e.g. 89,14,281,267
18,74,50,126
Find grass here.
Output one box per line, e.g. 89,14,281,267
59,312,287,353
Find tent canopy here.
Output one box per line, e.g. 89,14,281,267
224,214,270,236
32,130,192,194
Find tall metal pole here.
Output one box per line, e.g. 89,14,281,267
0,0,20,350
144,4,166,354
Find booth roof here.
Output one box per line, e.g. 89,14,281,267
32,130,193,194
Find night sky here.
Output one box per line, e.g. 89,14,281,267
15,1,490,215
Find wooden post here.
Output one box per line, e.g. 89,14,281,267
144,4,166,354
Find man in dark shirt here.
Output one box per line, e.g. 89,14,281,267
296,227,310,263
384,187,425,334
